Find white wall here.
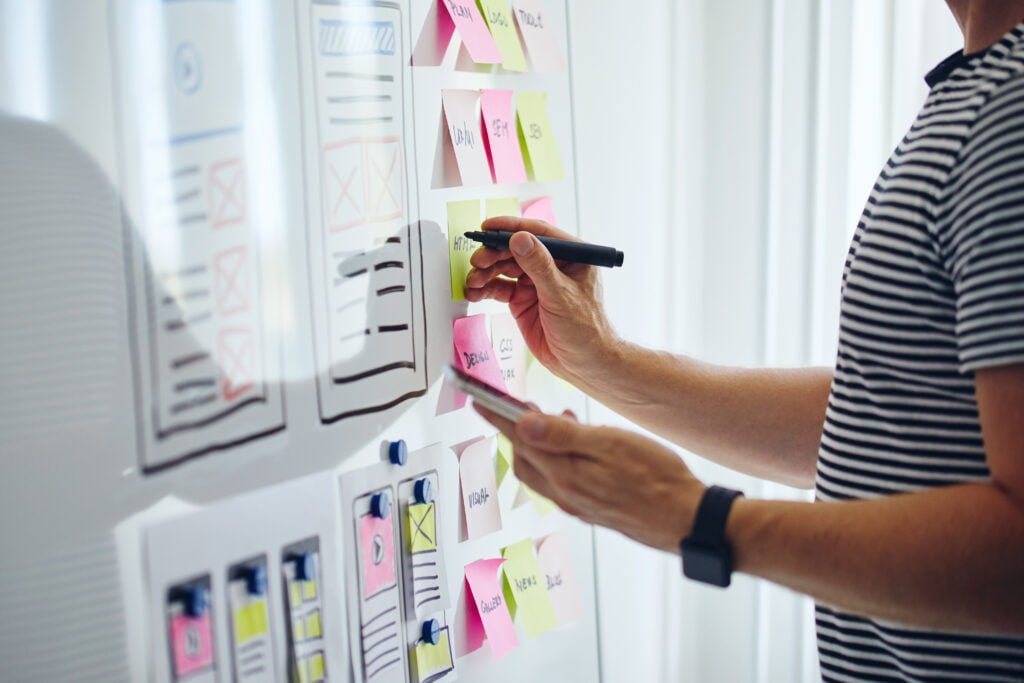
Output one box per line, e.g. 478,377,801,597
569,1,961,681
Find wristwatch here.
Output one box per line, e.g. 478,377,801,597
680,485,744,587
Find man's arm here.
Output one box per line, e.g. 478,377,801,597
466,216,830,488
476,363,1024,634
582,342,831,489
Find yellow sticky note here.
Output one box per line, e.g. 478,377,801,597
485,197,521,220
308,652,325,682
233,599,269,644
289,581,302,607
302,579,318,602
516,91,563,181
448,199,481,301
479,0,528,71
305,610,322,640
501,538,558,638
292,616,306,642
413,627,454,682
295,657,310,683
524,485,558,516
407,502,437,553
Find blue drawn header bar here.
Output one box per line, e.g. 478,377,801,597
319,19,396,56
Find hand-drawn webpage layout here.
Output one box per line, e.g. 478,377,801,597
298,0,427,422
114,0,284,472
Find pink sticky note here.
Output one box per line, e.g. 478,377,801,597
442,90,493,187
537,532,583,626
169,612,214,677
490,312,527,396
481,89,528,184
439,0,502,64
464,558,519,658
453,314,508,397
522,196,557,226
460,437,503,539
511,0,564,71
360,513,396,598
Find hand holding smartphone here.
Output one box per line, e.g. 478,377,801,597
444,365,533,421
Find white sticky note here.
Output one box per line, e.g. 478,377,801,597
460,437,503,539
442,89,492,186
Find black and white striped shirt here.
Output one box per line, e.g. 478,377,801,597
814,22,1024,683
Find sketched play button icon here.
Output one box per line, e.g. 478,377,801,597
372,534,385,565
173,42,202,95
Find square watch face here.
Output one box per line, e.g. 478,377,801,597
681,541,730,587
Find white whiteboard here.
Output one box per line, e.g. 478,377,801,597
0,1,600,682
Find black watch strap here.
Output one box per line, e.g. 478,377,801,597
680,485,743,587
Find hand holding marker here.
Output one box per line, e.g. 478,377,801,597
463,229,625,268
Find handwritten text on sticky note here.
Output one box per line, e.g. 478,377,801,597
440,0,502,64
447,199,480,301
453,313,508,392
442,89,493,186
482,89,529,184
537,532,582,626
479,0,528,71
511,0,564,71
464,558,519,659
516,91,563,181
501,538,558,638
460,437,503,539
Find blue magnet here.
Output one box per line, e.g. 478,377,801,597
388,440,408,466
370,490,391,519
243,564,267,597
414,478,433,504
292,552,316,582
179,584,207,618
422,618,441,645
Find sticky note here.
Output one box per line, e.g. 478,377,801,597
289,581,302,607
296,657,310,683
460,437,503,539
479,0,528,71
170,612,215,677
305,610,322,640
485,196,521,220
516,92,563,181
453,314,508,394
308,651,326,682
440,0,502,64
302,579,318,602
292,616,306,642
448,199,480,301
511,0,565,71
442,89,492,186
490,312,527,396
233,600,269,644
407,502,438,553
360,513,396,598
496,434,513,487
522,196,557,226
537,532,582,626
501,538,558,638
515,483,558,516
464,558,519,658
482,90,529,184
413,626,455,682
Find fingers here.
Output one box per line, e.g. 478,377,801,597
466,261,524,289
504,231,568,304
481,215,579,243
470,245,513,270
464,277,517,303
516,413,620,458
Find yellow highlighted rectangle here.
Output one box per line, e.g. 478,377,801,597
289,581,302,607
295,657,310,683
302,579,318,602
305,610,322,640
292,617,306,642
308,652,326,682
406,502,437,553
232,599,269,644
414,627,454,682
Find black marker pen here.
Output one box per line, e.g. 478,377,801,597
463,230,625,268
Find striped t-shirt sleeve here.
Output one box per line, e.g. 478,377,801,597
943,75,1024,373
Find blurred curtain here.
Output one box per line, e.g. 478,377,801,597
570,1,960,680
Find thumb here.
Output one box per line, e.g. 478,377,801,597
509,232,566,301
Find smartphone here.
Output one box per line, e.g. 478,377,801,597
444,364,533,421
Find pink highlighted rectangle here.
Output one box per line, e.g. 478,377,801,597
481,89,528,184
169,612,214,677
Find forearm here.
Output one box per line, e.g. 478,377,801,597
574,340,831,488
727,484,1024,634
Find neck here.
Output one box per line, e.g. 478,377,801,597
946,0,1024,52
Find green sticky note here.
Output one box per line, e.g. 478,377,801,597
522,484,558,516
478,0,528,72
516,91,563,182
501,538,558,638
496,433,513,487
448,199,481,301
485,197,521,220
